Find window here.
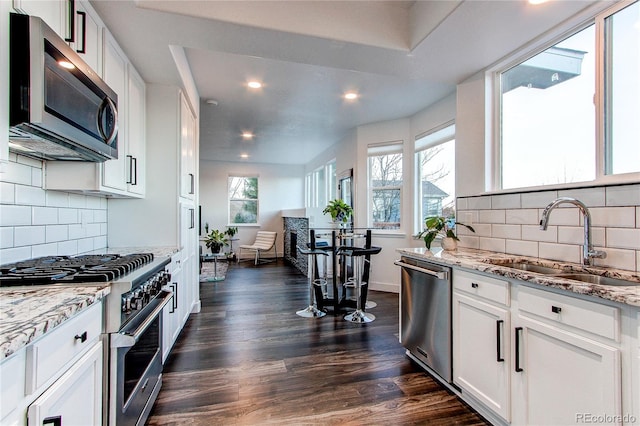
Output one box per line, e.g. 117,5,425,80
368,142,402,230
415,124,456,232
228,176,258,224
327,160,336,201
498,1,639,190
304,159,336,209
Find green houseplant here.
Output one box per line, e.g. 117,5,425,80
204,229,228,254
323,199,353,225
416,216,475,250
224,226,239,260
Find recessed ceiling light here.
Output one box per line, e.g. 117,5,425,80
528,0,548,4
242,132,254,139
344,92,358,100
240,153,249,159
206,99,218,106
247,81,262,89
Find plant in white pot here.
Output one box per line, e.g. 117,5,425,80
416,216,475,250
204,229,228,254
323,199,353,228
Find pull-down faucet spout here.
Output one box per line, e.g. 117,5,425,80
539,197,606,266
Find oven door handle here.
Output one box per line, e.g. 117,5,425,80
111,290,173,349
393,260,448,280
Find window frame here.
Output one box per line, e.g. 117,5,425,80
414,121,456,234
228,175,259,225
367,141,403,231
490,0,639,193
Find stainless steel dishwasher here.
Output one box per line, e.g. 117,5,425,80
394,256,452,383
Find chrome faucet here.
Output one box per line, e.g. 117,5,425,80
539,197,606,266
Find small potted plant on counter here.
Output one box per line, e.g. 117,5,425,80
323,199,353,229
204,229,228,254
416,215,475,250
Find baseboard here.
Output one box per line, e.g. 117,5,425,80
369,281,399,293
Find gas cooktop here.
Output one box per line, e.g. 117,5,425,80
0,253,154,286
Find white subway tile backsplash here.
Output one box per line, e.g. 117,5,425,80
596,247,636,271
77,238,94,254
558,187,606,207
636,207,640,228
46,225,69,243
637,251,640,273
93,236,107,251
606,228,640,250
470,223,492,237
606,185,640,207
16,154,42,168
93,210,107,223
33,207,58,225
506,209,538,225
45,191,69,208
521,191,558,208
31,167,42,187
590,207,636,228
68,224,86,239
522,225,557,243
467,196,491,210
457,198,468,210
0,228,14,249
0,247,32,264
492,224,521,239
538,206,580,226
0,182,15,204
58,208,79,224
505,239,539,257
558,226,605,246
86,196,103,209
57,240,78,255
492,193,521,209
0,205,32,226
479,237,506,252
31,243,58,258
14,226,45,246
458,235,479,249
478,210,505,224
86,223,101,238
81,210,93,225
69,194,87,208
15,185,45,206
538,242,581,264
4,161,33,185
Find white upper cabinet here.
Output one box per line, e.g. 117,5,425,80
180,93,196,200
126,64,146,196
101,28,128,192
71,0,103,74
13,0,68,40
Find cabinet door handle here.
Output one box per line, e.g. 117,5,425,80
74,331,88,343
471,282,479,288
65,0,75,43
43,416,62,426
189,173,195,194
551,305,562,314
126,155,134,184
76,10,86,53
132,157,138,186
515,327,524,372
190,208,195,229
496,320,504,362
170,284,176,313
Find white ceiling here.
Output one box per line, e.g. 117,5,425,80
90,0,604,165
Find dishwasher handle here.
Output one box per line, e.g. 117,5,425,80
394,260,449,280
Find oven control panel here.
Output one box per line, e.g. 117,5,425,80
121,271,171,318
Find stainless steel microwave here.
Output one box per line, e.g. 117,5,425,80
9,13,118,162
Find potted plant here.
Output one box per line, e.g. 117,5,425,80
323,199,353,227
224,226,239,260
204,229,228,254
416,216,475,250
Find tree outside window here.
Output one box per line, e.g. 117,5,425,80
229,176,258,224
369,142,402,230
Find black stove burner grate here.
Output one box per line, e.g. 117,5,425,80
0,253,154,286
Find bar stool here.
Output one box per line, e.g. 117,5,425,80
296,247,329,318
337,245,382,323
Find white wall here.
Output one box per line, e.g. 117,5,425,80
199,160,304,259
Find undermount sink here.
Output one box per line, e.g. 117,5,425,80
497,262,565,275
549,273,640,287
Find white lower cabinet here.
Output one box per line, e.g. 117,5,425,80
453,268,625,426
162,254,183,363
453,292,510,421
0,302,104,426
27,342,103,426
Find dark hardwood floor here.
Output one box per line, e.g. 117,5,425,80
147,260,489,425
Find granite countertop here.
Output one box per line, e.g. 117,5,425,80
0,284,110,360
397,247,640,308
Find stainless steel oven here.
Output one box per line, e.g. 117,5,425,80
109,283,171,426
